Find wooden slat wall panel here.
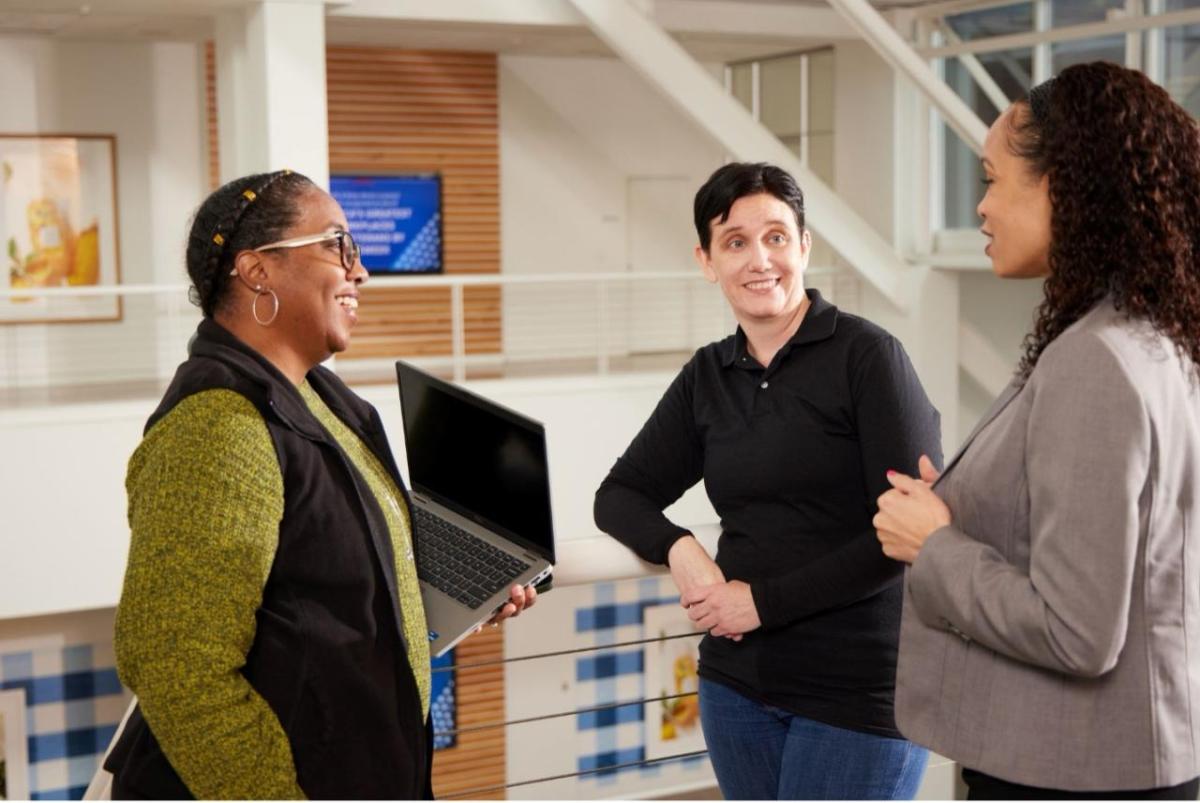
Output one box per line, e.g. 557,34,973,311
432,626,507,800
330,48,506,792
205,42,219,190
327,47,501,361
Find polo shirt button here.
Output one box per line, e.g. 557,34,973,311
760,381,769,389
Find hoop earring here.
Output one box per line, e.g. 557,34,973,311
252,286,279,326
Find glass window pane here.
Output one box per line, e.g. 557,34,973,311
1164,23,1200,117
945,3,1033,40
1050,0,1123,27
975,49,1035,103
805,133,835,186
807,50,835,134
779,134,802,159
760,55,804,137
1051,35,1124,72
730,63,753,113
941,49,1032,229
943,124,984,230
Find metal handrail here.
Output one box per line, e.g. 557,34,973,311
432,630,702,674
0,266,839,300
432,631,712,792
440,750,711,799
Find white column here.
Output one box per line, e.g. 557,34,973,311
836,39,961,449
215,0,329,188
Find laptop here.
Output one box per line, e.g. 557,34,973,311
395,360,555,657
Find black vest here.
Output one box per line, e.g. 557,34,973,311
106,319,433,800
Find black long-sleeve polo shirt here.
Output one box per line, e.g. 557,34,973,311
594,289,942,738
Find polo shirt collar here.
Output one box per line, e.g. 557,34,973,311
721,288,839,368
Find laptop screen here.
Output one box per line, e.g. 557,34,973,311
396,362,555,561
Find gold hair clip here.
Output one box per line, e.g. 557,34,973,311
213,233,225,246
242,189,257,202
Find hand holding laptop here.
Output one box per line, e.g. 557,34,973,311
474,583,539,633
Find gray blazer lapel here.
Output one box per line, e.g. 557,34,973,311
935,378,1024,488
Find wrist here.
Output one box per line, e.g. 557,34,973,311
666,533,698,567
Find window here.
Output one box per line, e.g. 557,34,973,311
725,49,836,265
933,0,1200,231
1164,0,1200,116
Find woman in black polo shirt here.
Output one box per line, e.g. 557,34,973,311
594,162,941,800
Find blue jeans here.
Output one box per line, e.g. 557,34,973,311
699,678,928,800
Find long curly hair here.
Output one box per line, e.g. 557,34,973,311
1010,62,1200,378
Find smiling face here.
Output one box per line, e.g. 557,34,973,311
694,192,811,324
978,105,1053,279
260,188,367,364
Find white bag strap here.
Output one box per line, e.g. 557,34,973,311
83,697,137,801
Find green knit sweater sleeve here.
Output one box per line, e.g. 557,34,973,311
114,389,305,800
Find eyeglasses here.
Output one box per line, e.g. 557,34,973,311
251,230,361,275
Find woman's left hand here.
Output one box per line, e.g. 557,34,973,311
681,580,761,638
874,458,952,564
478,584,538,631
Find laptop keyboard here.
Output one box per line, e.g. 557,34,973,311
414,507,531,610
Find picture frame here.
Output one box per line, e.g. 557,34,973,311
0,133,122,324
642,604,705,762
0,687,30,801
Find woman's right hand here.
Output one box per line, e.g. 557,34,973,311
667,535,742,641
668,535,725,595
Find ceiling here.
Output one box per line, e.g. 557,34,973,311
0,0,953,61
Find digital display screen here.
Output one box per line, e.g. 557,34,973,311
331,174,442,274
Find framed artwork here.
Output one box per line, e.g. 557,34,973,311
642,603,705,762
1,134,122,324
0,687,30,801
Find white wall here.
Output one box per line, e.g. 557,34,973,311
0,37,207,389
0,373,717,620
956,272,1044,442
498,55,727,361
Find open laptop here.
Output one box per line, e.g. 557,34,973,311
395,360,555,657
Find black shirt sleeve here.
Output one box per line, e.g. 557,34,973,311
750,335,943,630
594,361,705,566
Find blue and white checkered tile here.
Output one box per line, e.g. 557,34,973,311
0,641,131,800
573,576,685,786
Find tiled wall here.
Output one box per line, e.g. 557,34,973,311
0,610,131,800
505,575,716,799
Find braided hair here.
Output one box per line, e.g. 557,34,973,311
185,170,315,317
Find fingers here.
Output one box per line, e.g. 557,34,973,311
918,454,941,484
885,469,922,493
680,584,718,608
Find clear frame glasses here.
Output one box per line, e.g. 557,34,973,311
253,230,361,275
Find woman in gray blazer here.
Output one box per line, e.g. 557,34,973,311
874,62,1200,799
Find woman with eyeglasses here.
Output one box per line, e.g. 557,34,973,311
104,170,534,799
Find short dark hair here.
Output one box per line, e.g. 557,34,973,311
185,169,316,317
693,162,806,252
